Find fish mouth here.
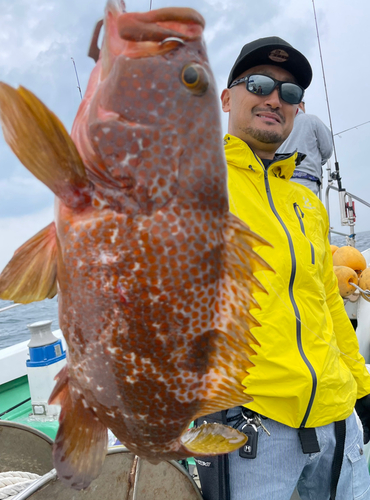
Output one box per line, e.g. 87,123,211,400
100,5,205,74
117,8,205,44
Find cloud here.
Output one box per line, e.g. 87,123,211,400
0,176,53,217
0,205,54,273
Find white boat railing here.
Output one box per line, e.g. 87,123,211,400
0,303,23,314
325,159,370,245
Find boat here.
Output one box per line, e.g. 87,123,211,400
0,422,203,500
0,319,65,443
0,319,203,499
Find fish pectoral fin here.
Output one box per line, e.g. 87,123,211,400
0,83,92,208
50,366,108,490
181,423,247,455
0,222,57,303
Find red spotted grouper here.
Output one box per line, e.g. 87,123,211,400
0,0,271,489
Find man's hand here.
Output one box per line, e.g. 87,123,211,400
355,395,370,444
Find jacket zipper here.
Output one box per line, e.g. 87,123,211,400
293,203,315,265
259,161,317,428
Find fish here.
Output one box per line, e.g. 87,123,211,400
0,0,272,490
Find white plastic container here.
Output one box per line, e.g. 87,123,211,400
26,320,66,417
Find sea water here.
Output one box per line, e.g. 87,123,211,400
0,295,59,349
1,231,370,350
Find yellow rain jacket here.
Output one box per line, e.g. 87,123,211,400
225,134,370,429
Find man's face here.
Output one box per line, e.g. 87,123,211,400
221,64,299,156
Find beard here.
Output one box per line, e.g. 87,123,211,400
242,126,284,144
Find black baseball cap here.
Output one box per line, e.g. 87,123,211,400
227,36,312,90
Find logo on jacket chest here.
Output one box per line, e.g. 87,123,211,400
302,197,316,210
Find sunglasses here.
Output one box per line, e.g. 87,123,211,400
229,74,304,105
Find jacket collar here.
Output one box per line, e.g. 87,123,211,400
224,134,298,181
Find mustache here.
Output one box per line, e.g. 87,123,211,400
253,107,285,124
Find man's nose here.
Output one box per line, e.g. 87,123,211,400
263,88,282,108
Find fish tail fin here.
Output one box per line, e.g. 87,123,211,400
0,222,57,303
180,423,247,456
49,366,108,490
0,83,92,208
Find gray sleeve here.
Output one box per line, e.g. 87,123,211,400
315,117,333,164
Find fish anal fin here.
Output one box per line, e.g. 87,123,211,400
195,378,254,419
0,222,57,303
50,367,108,490
188,328,255,418
195,384,254,420
181,423,247,455
0,83,92,208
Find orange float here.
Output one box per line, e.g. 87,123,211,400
333,266,358,298
332,246,367,275
330,245,339,256
359,268,370,302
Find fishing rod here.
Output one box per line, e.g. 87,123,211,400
71,57,83,101
334,120,370,137
312,0,358,243
311,0,343,191
150,0,153,10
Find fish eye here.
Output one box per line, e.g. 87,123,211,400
181,64,209,95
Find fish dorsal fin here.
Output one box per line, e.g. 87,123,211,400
0,83,92,208
49,366,108,490
0,222,57,303
181,423,247,455
190,213,273,418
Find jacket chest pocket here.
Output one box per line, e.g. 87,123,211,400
293,203,315,265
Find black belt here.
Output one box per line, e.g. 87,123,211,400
330,420,346,500
292,170,321,184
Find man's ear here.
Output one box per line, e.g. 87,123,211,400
221,89,231,113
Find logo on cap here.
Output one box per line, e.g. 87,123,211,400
268,49,289,63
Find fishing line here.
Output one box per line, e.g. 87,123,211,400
334,120,370,137
228,191,367,368
311,0,343,190
311,0,337,163
71,57,83,101
312,3,370,140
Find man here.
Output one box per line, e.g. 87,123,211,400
197,37,370,500
277,100,333,196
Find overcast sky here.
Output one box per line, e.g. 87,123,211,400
0,0,369,272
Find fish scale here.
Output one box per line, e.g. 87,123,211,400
0,0,273,490
57,198,262,460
